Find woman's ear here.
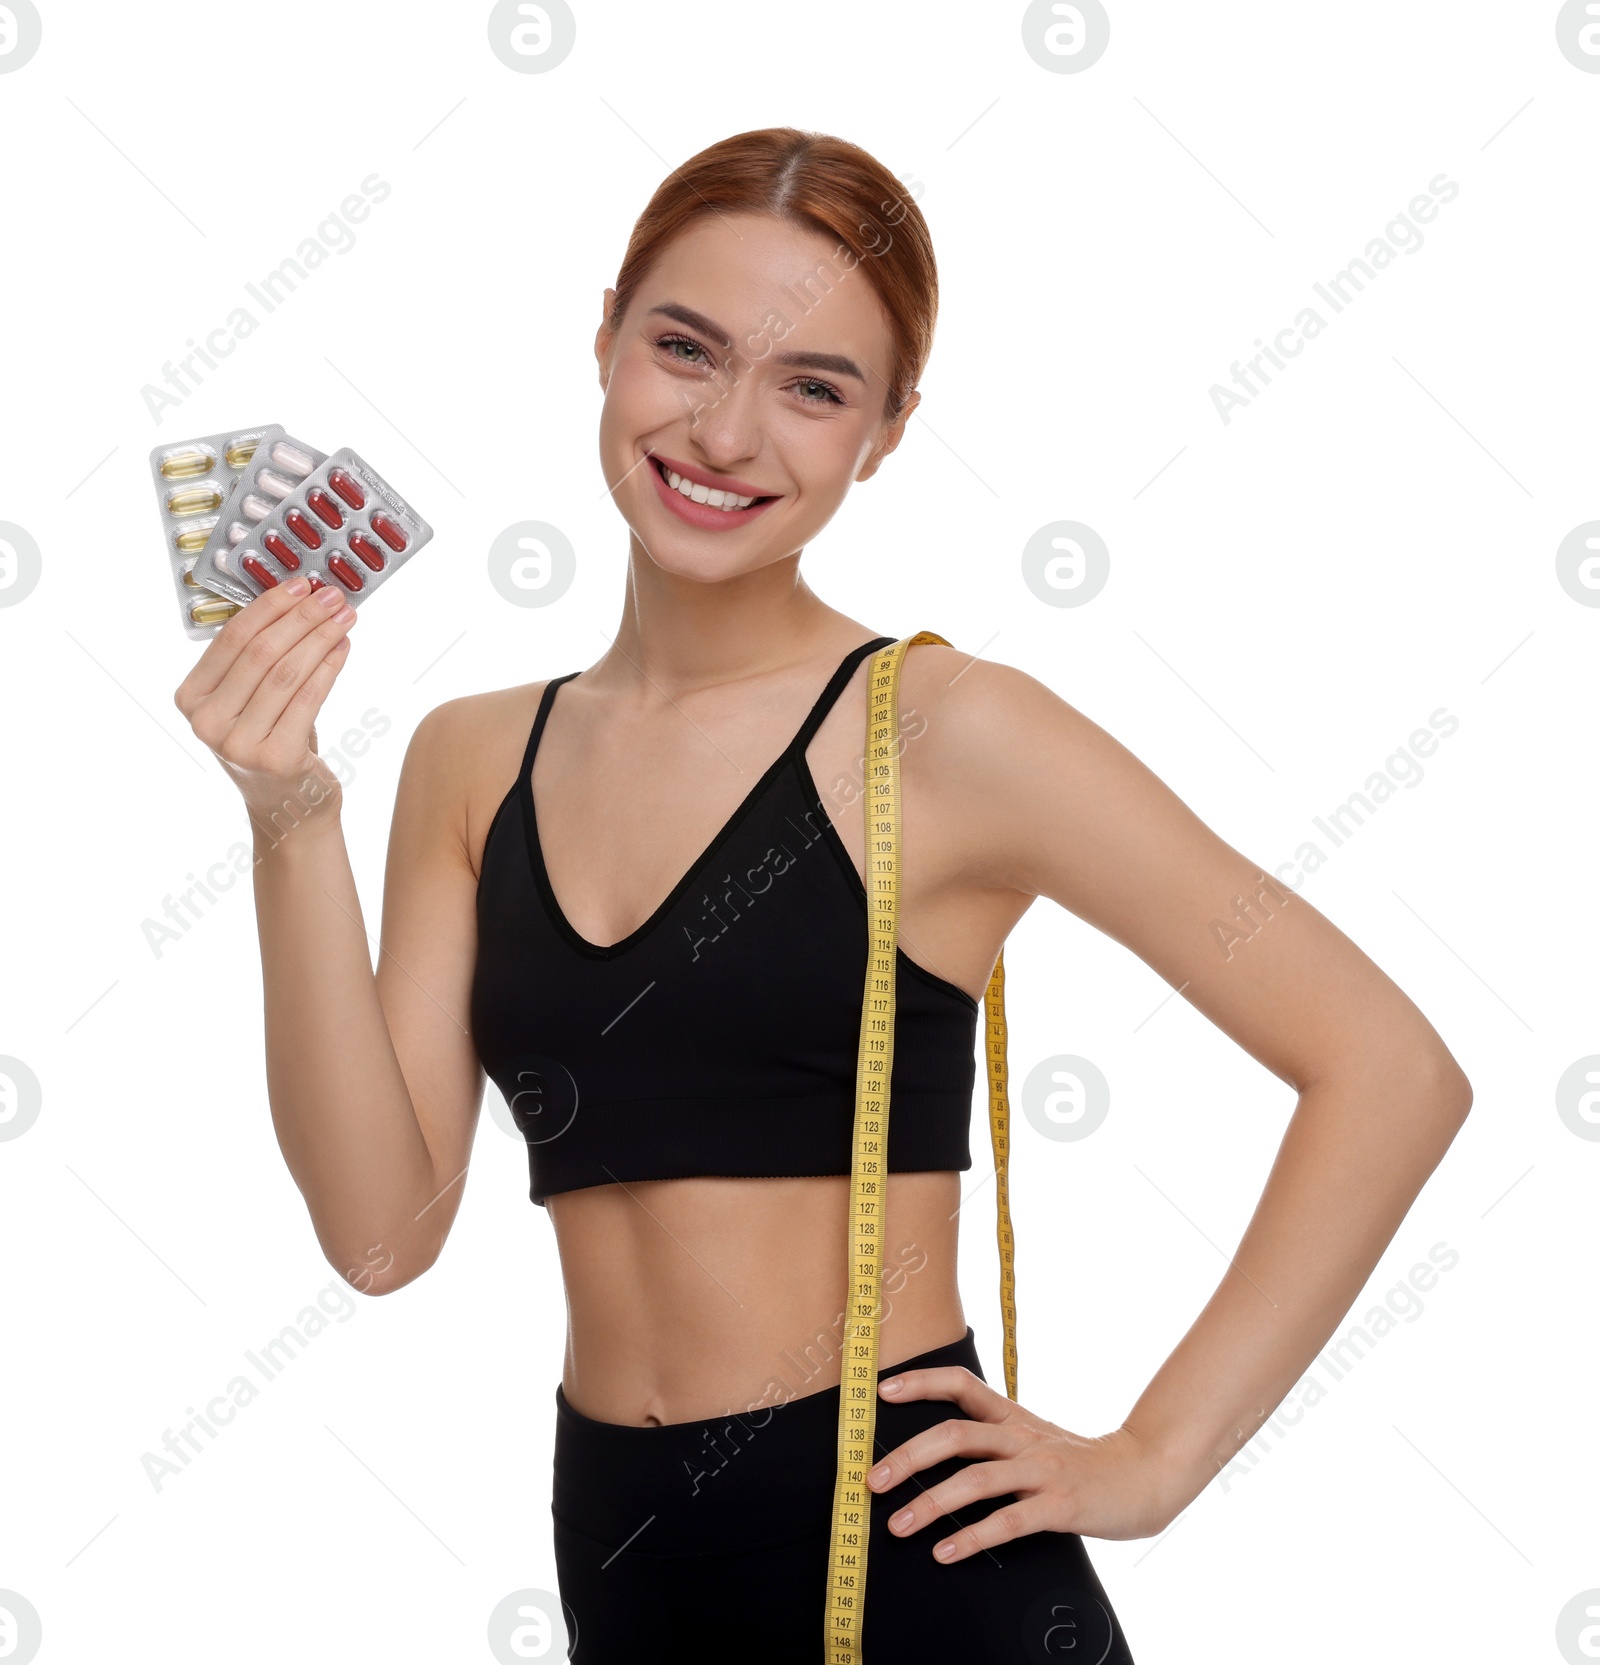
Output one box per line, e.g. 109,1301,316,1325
856,388,921,484
595,287,619,393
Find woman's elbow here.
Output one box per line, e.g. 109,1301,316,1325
1419,1048,1474,1126
323,1234,441,1298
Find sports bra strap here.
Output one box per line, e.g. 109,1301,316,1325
516,670,580,798
787,635,897,757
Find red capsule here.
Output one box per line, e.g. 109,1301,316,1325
240,554,278,589
370,511,408,552
285,507,323,549
307,574,328,592
327,553,365,592
348,530,387,572
308,487,343,529
263,531,301,571
327,468,366,510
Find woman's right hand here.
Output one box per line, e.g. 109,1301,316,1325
174,578,360,827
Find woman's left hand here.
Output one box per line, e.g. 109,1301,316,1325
867,1364,1185,1560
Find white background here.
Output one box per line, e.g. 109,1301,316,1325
1,2,1595,1661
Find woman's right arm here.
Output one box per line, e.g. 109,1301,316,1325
174,579,487,1295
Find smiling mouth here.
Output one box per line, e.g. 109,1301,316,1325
649,454,778,512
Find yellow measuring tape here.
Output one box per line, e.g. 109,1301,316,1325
825,630,1017,1662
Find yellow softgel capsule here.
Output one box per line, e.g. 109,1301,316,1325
190,597,241,626
224,438,263,469
166,485,224,516
173,522,215,553
159,448,216,480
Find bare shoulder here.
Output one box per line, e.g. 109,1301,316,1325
407,682,547,759
896,640,1086,750
895,642,1113,890
395,681,552,880
900,639,1229,898
895,639,1253,933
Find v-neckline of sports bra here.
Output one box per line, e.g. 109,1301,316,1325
520,637,895,959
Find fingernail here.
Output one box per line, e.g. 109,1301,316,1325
869,1463,888,1485
317,587,344,607
286,578,310,595
881,1378,901,1394
889,1508,913,1532
935,1542,956,1560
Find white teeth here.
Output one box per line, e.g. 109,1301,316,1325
662,463,758,511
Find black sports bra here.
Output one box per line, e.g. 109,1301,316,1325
469,635,981,1206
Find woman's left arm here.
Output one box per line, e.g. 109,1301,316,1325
868,650,1473,1555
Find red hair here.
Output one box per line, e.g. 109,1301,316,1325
607,127,937,423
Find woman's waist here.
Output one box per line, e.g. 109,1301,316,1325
549,1172,965,1427
559,1290,966,1427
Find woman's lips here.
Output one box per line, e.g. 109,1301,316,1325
644,453,780,531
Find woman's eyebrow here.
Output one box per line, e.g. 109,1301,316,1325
647,301,866,384
648,302,733,347
774,348,865,384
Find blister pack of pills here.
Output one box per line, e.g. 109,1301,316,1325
149,425,285,639
188,434,332,604
194,447,432,606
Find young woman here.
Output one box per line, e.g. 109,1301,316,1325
174,128,1473,1662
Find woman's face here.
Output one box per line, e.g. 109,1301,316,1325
594,211,919,578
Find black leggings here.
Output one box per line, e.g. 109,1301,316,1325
551,1326,1136,1662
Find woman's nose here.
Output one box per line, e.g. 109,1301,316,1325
680,370,764,464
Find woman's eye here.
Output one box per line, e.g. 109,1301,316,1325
656,335,841,405
658,334,709,366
